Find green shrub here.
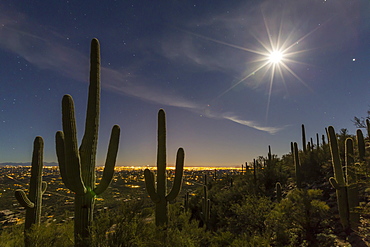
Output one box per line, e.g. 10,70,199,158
266,189,333,247
0,221,74,247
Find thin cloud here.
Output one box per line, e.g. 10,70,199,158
222,115,282,134
0,8,283,134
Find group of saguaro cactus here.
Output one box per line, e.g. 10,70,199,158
55,38,120,246
14,38,187,246
328,126,360,232
144,109,185,227
15,137,47,246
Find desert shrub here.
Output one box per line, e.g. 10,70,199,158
27,221,74,247
0,224,23,247
91,199,157,247
91,199,210,247
226,196,272,235
0,221,74,247
266,188,333,247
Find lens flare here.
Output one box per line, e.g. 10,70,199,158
269,51,284,64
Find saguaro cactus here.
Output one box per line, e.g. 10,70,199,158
276,182,282,203
15,137,47,246
302,124,307,152
357,129,365,161
144,109,185,226
200,184,210,227
328,126,359,232
293,142,302,188
55,38,120,246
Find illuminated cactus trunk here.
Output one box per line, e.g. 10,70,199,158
55,38,120,246
15,137,47,246
328,126,359,232
144,109,184,226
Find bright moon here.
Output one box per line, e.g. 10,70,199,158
269,51,283,64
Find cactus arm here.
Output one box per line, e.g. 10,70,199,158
328,126,345,186
166,148,185,201
144,169,160,203
94,125,120,195
41,181,47,194
356,129,365,161
345,138,355,183
15,190,35,208
329,177,340,190
55,131,75,191
61,95,86,195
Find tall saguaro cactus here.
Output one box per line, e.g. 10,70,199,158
144,109,185,226
328,126,359,232
55,38,120,246
15,136,47,246
302,124,307,153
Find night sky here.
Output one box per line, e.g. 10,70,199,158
1,1,369,167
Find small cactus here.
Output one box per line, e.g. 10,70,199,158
15,137,47,246
316,133,319,149
253,158,257,185
200,185,210,226
276,182,282,203
184,191,189,211
144,109,185,226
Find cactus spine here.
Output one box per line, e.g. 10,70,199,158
328,126,359,232
15,136,47,246
55,38,120,246
144,109,185,226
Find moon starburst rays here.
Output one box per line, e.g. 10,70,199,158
180,16,321,123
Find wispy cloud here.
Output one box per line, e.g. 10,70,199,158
222,115,282,134
0,7,283,134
